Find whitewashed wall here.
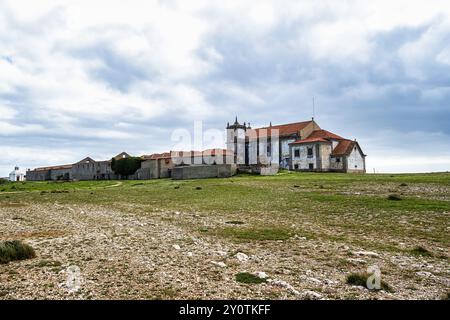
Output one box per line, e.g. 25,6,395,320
346,146,365,172
291,144,317,170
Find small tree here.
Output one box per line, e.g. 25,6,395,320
111,157,142,179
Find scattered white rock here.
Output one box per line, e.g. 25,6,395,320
217,250,228,256
306,277,322,285
257,272,268,279
323,279,338,285
235,252,249,262
348,258,367,264
416,271,432,277
353,251,379,257
172,244,181,250
211,261,227,268
187,252,193,257
268,279,300,296
302,290,322,300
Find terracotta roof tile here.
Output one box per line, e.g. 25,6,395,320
32,164,73,172
142,152,172,160
290,129,348,145
307,129,345,140
202,149,233,156
254,120,313,137
331,140,355,156
289,137,331,145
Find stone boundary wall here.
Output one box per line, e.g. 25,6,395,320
172,164,237,180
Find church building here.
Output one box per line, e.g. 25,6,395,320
226,118,366,173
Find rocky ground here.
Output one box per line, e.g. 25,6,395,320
0,173,448,300
0,204,448,300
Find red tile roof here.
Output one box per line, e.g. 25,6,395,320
32,164,73,172
254,120,313,137
307,129,345,140
289,137,331,145
143,149,233,160
331,140,355,156
142,152,172,160
202,149,233,156
290,129,346,145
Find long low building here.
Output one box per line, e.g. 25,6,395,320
26,149,234,181
26,152,130,181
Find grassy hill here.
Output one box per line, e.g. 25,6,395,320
0,172,448,299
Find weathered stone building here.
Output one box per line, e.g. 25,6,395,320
25,118,365,181
137,152,173,180
26,152,130,181
26,164,73,181
226,118,366,173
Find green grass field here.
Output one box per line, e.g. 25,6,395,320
0,172,448,299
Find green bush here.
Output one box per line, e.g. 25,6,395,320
235,272,266,284
387,194,402,201
410,246,433,257
111,157,142,178
0,240,36,264
346,272,392,292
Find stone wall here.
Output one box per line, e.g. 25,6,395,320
26,170,50,181
172,164,237,180
290,143,321,170
329,156,345,171
49,168,72,181
72,161,117,180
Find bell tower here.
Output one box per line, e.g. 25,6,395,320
226,117,247,165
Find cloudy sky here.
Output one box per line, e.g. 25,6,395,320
1,0,450,175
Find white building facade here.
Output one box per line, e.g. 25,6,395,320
227,118,366,173
9,167,25,182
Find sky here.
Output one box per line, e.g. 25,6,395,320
1,0,450,175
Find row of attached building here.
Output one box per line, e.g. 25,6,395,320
25,118,366,181
25,150,234,181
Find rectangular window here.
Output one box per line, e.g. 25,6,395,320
307,147,313,158
294,164,299,170
267,144,271,156
336,157,341,163
294,149,300,158
309,163,314,170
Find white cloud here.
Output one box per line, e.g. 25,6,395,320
0,0,450,175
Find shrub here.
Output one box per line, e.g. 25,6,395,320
50,190,69,194
235,272,266,284
410,246,433,257
387,194,402,201
0,240,36,264
111,157,142,178
226,221,245,225
346,272,392,292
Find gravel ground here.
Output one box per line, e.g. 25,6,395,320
1,200,448,300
